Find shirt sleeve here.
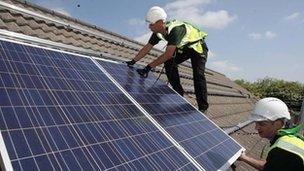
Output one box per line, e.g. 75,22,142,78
148,33,161,45
167,25,186,46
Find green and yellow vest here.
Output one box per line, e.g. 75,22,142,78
157,20,207,54
268,135,304,164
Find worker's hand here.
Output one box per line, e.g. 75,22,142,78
136,65,152,78
124,59,136,68
237,151,247,161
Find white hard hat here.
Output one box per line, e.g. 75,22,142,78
145,6,167,24
249,97,291,121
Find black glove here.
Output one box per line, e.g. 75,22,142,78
137,65,152,78
125,59,136,67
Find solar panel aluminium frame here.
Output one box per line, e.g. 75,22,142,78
0,34,244,171
0,129,13,171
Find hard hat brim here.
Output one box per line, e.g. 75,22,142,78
249,114,269,122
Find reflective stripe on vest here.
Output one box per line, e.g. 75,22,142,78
268,135,304,164
157,20,207,54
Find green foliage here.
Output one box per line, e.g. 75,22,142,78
234,77,304,110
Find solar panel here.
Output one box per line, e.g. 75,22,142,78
0,39,197,170
96,60,244,170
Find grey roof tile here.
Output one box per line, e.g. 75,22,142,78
0,18,8,29
0,11,15,23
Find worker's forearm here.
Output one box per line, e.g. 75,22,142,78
239,154,266,171
133,44,153,61
149,54,171,67
149,45,176,68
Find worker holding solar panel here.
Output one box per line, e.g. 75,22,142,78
125,6,209,112
238,97,304,171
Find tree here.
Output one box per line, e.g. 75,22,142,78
235,77,304,111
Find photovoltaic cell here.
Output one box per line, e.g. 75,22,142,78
97,60,243,170
0,39,194,170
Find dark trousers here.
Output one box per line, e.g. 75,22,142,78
164,43,209,111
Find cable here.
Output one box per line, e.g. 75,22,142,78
152,50,177,87
151,65,165,87
237,129,258,135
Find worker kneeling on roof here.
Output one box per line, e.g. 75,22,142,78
238,97,304,171
125,6,209,112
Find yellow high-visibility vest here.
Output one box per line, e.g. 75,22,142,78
267,135,304,164
157,20,207,54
